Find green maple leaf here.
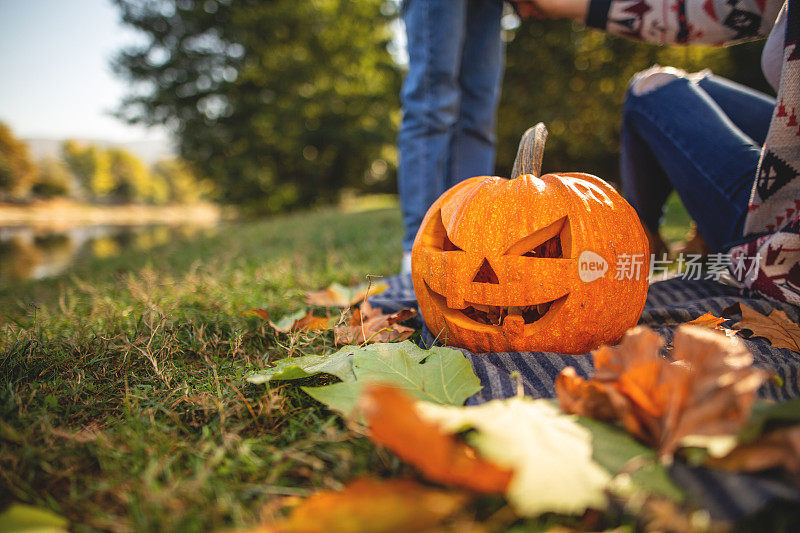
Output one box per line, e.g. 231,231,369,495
577,417,684,501
301,343,481,416
246,344,362,383
246,341,432,384
246,341,481,414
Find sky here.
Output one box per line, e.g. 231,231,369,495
0,0,168,142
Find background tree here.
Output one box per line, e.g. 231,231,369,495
112,0,401,213
108,148,151,202
147,170,171,205
62,141,115,199
152,158,211,203
33,158,73,198
0,122,37,200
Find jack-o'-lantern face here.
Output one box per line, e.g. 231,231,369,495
411,172,649,354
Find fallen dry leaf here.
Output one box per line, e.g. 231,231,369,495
360,385,513,494
242,308,332,333
244,478,469,533
733,304,800,353
706,424,800,475
287,310,331,332
241,308,270,321
416,395,611,516
639,498,713,533
334,300,416,345
556,325,768,460
685,312,726,329
664,313,736,337
304,281,389,307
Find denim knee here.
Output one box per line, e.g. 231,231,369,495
628,65,710,96
401,74,460,136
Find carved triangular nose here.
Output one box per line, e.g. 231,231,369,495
472,258,500,284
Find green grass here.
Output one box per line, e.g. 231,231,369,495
661,192,693,245
0,206,408,532
0,199,697,532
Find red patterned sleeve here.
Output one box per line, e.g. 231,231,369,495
586,0,782,45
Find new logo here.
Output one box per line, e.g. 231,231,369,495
578,250,608,282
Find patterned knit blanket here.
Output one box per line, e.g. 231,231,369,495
371,273,800,520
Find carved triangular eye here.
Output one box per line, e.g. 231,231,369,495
505,216,569,258
443,232,463,252
523,234,562,258
419,209,464,251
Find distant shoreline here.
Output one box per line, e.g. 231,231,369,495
0,199,224,229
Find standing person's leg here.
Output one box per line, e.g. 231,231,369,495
619,68,771,252
447,0,505,189
398,0,467,258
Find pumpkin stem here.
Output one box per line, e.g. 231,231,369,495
511,122,548,179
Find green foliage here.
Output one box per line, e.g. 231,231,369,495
152,158,212,203
59,141,209,204
61,140,115,198
497,20,767,181
32,158,73,198
108,148,151,202
0,122,37,200
112,0,401,212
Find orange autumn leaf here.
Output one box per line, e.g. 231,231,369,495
556,325,768,459
242,308,331,333
245,478,469,533
734,304,800,353
360,385,513,494
334,300,416,345
685,312,726,329
241,308,271,321
288,310,331,332
665,313,737,337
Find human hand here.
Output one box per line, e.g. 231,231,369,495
511,1,546,19
510,0,589,21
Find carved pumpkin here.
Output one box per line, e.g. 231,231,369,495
411,124,649,354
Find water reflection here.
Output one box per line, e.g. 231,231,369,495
0,224,218,284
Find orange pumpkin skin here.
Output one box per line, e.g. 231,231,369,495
411,172,650,354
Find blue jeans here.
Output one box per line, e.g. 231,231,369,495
398,0,505,250
621,73,775,252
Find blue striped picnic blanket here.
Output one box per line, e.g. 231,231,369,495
370,274,800,521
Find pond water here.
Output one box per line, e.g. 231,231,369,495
0,223,218,285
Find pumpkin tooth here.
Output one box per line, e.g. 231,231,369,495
502,314,525,335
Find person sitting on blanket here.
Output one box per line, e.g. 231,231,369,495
516,0,800,306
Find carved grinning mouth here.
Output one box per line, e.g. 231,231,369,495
460,301,555,325
424,281,567,328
